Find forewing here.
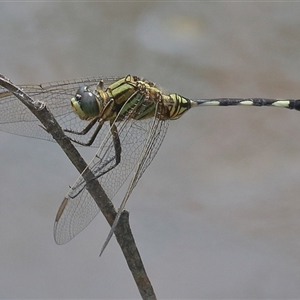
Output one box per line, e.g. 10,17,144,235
0,77,121,147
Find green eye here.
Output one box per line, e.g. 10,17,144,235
71,86,99,119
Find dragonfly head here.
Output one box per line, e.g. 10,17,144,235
70,86,100,120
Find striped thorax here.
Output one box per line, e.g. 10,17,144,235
70,75,195,123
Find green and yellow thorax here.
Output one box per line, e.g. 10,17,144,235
70,75,192,122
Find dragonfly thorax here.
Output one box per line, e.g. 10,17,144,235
70,86,101,120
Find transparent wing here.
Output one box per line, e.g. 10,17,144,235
100,110,169,254
0,77,122,147
54,101,169,245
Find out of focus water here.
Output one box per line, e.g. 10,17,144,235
1,2,300,299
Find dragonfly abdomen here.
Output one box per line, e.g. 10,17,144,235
193,98,300,111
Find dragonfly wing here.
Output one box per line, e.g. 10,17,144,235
54,119,121,244
0,77,121,147
54,96,169,244
54,189,100,245
100,111,169,254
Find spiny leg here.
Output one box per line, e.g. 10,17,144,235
64,117,99,136
66,119,105,147
92,121,121,179
70,121,122,199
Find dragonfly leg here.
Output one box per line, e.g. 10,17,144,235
92,122,121,179
64,117,99,136
67,119,105,147
70,122,122,199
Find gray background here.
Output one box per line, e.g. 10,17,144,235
1,2,300,299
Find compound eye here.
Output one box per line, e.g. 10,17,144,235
73,86,99,118
75,86,89,102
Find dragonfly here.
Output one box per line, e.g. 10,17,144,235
1,74,300,254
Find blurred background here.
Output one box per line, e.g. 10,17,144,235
1,2,300,299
